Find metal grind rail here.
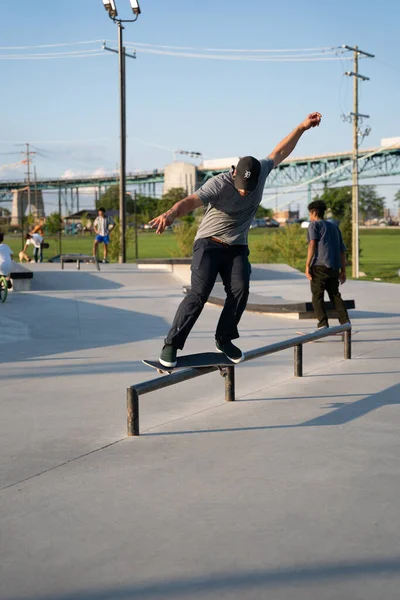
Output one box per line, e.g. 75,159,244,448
127,323,352,436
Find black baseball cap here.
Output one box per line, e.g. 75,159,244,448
233,156,261,192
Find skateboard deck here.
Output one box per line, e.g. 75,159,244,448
143,352,235,374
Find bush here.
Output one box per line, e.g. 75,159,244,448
254,224,308,270
340,207,352,262
106,220,136,262
170,219,198,258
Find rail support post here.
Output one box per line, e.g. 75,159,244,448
127,387,139,436
344,329,351,360
225,366,235,402
294,344,303,377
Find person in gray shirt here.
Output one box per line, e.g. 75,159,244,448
150,112,322,367
306,199,350,329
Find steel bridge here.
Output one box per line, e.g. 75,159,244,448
1,145,399,202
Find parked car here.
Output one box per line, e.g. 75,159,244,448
264,218,280,228
250,219,267,229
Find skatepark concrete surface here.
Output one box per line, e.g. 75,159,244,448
1,263,400,600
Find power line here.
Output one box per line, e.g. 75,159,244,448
0,40,104,50
0,51,107,61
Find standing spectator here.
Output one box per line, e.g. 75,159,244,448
0,232,13,289
305,200,350,330
93,207,115,263
21,233,43,263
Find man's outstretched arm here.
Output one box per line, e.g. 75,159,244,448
268,112,322,168
149,194,203,234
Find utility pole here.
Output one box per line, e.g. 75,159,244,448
26,143,31,216
34,166,38,218
22,144,35,226
343,44,374,278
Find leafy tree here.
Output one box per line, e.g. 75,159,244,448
46,212,63,235
314,185,385,221
97,185,134,214
156,188,188,217
80,212,89,233
359,186,385,220
395,190,400,208
256,206,273,219
135,195,159,225
340,206,352,260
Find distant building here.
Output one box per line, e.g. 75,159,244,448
11,189,45,226
273,209,300,224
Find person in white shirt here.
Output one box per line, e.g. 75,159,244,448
0,232,13,289
21,233,43,263
92,207,115,263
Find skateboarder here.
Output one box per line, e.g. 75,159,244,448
150,112,322,367
93,207,115,263
305,199,350,329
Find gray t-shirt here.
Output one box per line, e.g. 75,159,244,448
195,158,274,245
307,220,346,270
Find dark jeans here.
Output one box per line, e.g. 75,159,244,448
165,238,251,350
34,244,43,263
310,266,350,328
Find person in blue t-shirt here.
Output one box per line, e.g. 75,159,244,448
305,200,350,329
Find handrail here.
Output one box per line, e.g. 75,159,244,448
127,323,352,436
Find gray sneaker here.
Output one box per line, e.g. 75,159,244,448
159,344,177,368
215,340,244,364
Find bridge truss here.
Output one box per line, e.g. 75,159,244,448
0,146,399,202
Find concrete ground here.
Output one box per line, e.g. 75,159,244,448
1,263,400,600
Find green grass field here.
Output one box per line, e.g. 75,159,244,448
5,227,400,283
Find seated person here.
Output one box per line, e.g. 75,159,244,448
0,232,13,289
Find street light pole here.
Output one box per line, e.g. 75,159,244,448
117,21,127,263
101,0,141,264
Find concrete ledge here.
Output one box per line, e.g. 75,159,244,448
137,258,192,265
183,283,356,320
137,258,192,283
10,261,33,291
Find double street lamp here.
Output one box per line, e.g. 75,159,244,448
101,0,141,263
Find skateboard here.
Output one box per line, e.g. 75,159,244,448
143,352,235,374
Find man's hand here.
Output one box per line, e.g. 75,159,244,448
301,112,322,131
268,112,322,167
149,210,176,235
339,271,347,285
305,267,312,281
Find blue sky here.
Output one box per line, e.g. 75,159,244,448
0,0,399,214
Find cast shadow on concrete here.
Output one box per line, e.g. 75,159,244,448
2,360,150,380
30,271,124,292
251,265,305,281
0,293,169,363
145,383,400,437
20,557,400,600
351,310,400,319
